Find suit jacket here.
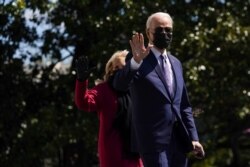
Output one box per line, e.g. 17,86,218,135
113,50,199,153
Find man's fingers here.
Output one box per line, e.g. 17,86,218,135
130,32,149,61
195,149,205,159
193,144,205,159
132,33,139,43
139,33,144,46
129,40,136,54
129,40,134,48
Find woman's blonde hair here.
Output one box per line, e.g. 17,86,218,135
103,50,128,81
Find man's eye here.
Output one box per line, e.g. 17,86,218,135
155,27,163,33
155,27,172,33
164,27,172,33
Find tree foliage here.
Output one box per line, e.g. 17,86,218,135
0,0,249,166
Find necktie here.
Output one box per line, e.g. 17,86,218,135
160,55,173,96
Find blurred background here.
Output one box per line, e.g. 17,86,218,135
0,0,249,166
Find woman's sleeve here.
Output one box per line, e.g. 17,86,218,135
74,80,99,112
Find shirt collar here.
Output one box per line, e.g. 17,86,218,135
151,47,167,60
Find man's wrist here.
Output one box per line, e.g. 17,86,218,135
130,58,142,70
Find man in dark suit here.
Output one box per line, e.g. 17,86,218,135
113,12,205,167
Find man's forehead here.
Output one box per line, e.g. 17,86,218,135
151,15,172,24
151,19,172,28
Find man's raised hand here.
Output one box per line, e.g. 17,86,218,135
129,33,153,63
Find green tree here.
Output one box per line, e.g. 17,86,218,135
0,0,249,166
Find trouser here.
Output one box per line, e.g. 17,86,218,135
140,131,188,167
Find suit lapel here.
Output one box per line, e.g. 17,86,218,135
146,51,171,102
168,54,181,101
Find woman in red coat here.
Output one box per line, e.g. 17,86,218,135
74,50,143,167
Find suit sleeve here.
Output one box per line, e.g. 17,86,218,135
74,80,99,112
180,82,199,141
112,56,138,91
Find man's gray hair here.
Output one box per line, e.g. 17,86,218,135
146,12,173,29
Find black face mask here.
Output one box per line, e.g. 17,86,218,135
153,32,172,49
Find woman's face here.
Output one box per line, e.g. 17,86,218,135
113,57,125,71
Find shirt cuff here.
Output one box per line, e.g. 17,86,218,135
130,58,143,70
